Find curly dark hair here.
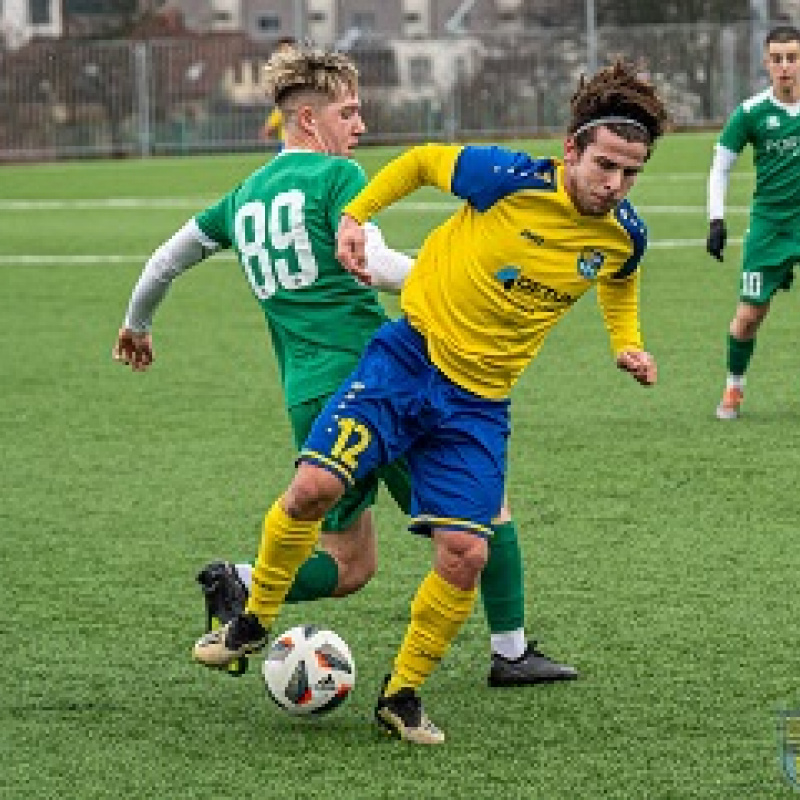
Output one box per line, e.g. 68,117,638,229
264,44,359,107
568,60,669,155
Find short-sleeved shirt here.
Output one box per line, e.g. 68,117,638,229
195,150,389,409
720,88,800,226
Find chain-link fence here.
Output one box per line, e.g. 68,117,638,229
0,22,764,161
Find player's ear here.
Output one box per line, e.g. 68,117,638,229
297,105,317,136
563,136,578,166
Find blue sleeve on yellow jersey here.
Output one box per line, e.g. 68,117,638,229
451,146,556,211
611,199,647,279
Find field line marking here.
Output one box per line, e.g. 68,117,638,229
0,238,744,265
0,197,750,214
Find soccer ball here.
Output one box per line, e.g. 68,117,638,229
262,624,356,715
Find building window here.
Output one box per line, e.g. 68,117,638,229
258,14,280,31
29,0,50,25
309,11,326,22
408,56,432,87
213,10,231,22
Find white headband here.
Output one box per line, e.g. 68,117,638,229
573,116,650,139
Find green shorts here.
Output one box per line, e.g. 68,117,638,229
288,396,412,532
740,216,799,304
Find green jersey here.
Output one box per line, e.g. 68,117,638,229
196,150,389,409
720,88,800,224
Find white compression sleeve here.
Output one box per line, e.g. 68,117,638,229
363,222,413,293
708,144,738,221
123,219,220,332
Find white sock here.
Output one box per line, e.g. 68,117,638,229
490,629,526,660
235,563,253,591
726,373,746,390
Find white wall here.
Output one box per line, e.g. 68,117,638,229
209,0,240,31
403,0,430,37
1,0,61,49
307,0,335,46
388,37,484,104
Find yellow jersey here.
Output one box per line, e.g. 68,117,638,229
344,144,647,400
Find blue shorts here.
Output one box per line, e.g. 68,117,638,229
299,318,509,538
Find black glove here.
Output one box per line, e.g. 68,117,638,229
707,219,727,261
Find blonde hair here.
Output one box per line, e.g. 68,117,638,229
263,45,359,108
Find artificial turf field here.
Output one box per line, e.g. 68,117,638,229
3,131,800,798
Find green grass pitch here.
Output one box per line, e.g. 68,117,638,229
2,132,800,798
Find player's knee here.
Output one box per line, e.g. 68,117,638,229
323,527,377,596
284,464,344,520
333,553,376,596
461,537,489,575
736,320,758,340
733,303,768,339
434,531,488,587
732,316,757,339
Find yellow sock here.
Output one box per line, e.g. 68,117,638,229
385,570,477,696
245,497,321,628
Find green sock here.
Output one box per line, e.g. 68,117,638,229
727,334,755,377
480,520,525,633
284,549,339,603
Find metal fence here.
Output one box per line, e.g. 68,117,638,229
0,22,766,161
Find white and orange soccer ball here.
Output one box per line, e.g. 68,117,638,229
262,625,356,715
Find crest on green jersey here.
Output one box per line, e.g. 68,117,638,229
577,248,605,279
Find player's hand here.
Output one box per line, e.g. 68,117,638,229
616,350,657,386
707,219,727,262
112,328,154,371
336,214,370,284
